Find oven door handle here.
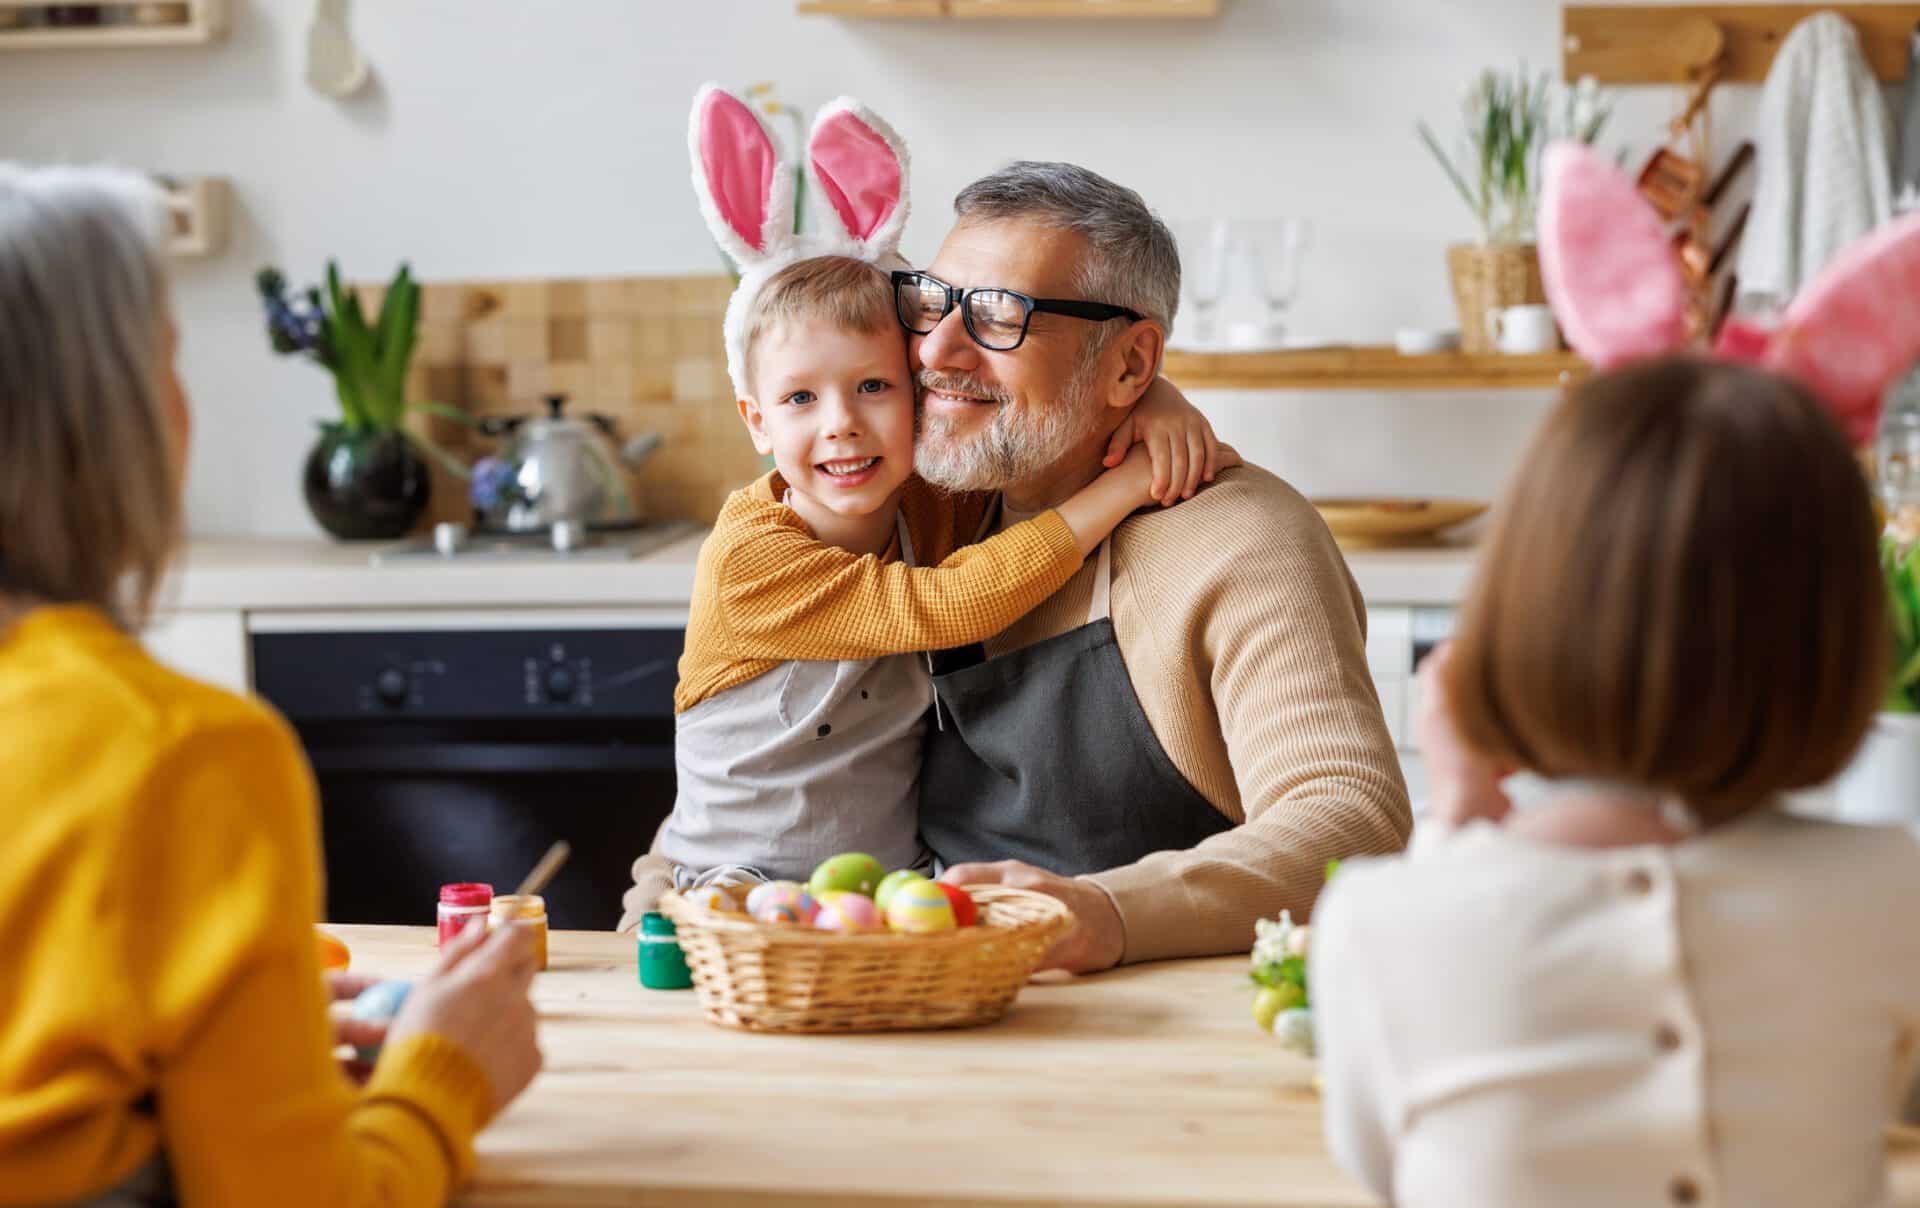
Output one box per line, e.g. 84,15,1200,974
304,743,675,776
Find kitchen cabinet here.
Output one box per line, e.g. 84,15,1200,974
0,0,226,49
1163,345,1586,391
142,609,249,694
798,0,1217,18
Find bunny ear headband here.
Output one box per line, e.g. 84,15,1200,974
689,83,912,400
1540,141,1920,445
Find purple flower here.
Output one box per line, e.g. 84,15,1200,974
469,456,516,510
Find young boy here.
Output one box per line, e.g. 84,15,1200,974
618,255,1227,922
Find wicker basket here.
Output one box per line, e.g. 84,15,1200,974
1447,242,1547,354
659,885,1074,1034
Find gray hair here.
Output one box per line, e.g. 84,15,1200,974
0,163,176,630
953,161,1181,330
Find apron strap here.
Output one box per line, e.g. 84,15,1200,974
896,510,917,568
1087,539,1113,626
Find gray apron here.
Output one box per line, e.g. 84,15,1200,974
660,512,935,883
919,538,1231,874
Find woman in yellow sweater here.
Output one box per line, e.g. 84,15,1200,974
0,165,541,1206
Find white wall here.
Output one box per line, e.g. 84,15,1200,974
0,0,1772,536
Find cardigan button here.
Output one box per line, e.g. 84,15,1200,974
1625,868,1654,895
1654,1022,1684,1052
1670,1175,1701,1204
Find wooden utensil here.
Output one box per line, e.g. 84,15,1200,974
513,841,571,899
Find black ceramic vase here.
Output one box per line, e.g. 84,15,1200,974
302,423,430,540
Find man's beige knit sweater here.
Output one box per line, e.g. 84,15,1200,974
623,462,1411,960
990,463,1412,963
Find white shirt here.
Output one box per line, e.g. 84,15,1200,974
1311,812,1920,1207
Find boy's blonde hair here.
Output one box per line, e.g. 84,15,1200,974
0,164,177,630
1447,355,1887,827
741,255,896,395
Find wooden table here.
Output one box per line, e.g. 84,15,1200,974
337,926,1920,1207
335,925,1357,1207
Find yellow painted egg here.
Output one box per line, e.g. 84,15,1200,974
813,890,885,933
885,878,957,934
682,884,739,913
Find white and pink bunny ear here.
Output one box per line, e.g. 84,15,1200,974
689,82,797,270
1538,142,1690,369
806,97,910,261
1725,212,1920,446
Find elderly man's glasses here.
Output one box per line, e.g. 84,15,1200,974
891,270,1144,352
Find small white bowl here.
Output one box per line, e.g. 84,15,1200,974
1394,328,1461,355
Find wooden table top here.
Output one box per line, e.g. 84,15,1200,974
334,925,1356,1207
334,926,1920,1207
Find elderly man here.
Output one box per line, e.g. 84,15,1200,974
898,162,1411,972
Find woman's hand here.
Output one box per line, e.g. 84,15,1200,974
1414,641,1513,829
326,971,386,1086
1102,376,1232,506
384,921,544,1117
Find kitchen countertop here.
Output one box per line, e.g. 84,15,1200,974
334,925,1363,1207
164,533,1478,614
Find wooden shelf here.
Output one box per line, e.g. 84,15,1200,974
158,176,228,257
799,0,1215,16
1564,5,1920,84
0,0,225,49
1161,346,1587,391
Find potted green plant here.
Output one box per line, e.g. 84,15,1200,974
256,262,430,540
1418,69,1613,354
1834,520,1920,821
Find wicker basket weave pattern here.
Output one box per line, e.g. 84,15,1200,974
1447,242,1547,354
659,885,1074,1033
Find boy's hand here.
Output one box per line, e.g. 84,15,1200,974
1102,376,1226,506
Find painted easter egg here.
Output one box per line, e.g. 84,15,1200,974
873,869,928,914
809,852,885,898
934,882,978,928
682,884,740,913
885,879,957,934
744,880,808,916
1251,984,1302,1032
349,979,412,1064
813,890,886,933
750,885,818,925
1271,1007,1316,1057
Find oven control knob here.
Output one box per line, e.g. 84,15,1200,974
375,668,408,706
544,666,576,702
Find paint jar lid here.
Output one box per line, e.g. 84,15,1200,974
640,911,677,937
489,894,546,921
439,882,493,907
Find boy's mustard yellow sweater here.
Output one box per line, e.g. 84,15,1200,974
0,606,494,1207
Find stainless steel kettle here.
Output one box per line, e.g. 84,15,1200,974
477,395,662,537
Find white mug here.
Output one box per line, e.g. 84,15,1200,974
1486,303,1559,354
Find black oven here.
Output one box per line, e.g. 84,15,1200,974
251,623,682,931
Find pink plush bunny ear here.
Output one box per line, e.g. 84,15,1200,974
1537,142,1690,368
689,83,795,268
807,98,909,259
1742,211,1920,446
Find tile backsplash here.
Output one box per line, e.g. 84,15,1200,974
358,273,762,530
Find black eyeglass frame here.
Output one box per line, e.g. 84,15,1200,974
890,270,1145,352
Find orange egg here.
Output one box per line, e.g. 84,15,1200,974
315,929,351,972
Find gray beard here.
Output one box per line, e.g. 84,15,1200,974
913,355,1106,493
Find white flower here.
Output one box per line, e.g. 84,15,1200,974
1251,910,1295,970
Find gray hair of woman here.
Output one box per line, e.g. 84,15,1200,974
0,163,178,631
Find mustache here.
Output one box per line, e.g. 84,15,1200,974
916,369,1012,406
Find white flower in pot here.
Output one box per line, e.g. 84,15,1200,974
1833,520,1920,822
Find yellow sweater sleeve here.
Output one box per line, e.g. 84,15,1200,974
709,492,1083,663
121,711,494,1207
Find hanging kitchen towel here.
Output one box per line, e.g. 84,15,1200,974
1896,21,1920,213
1737,11,1895,311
